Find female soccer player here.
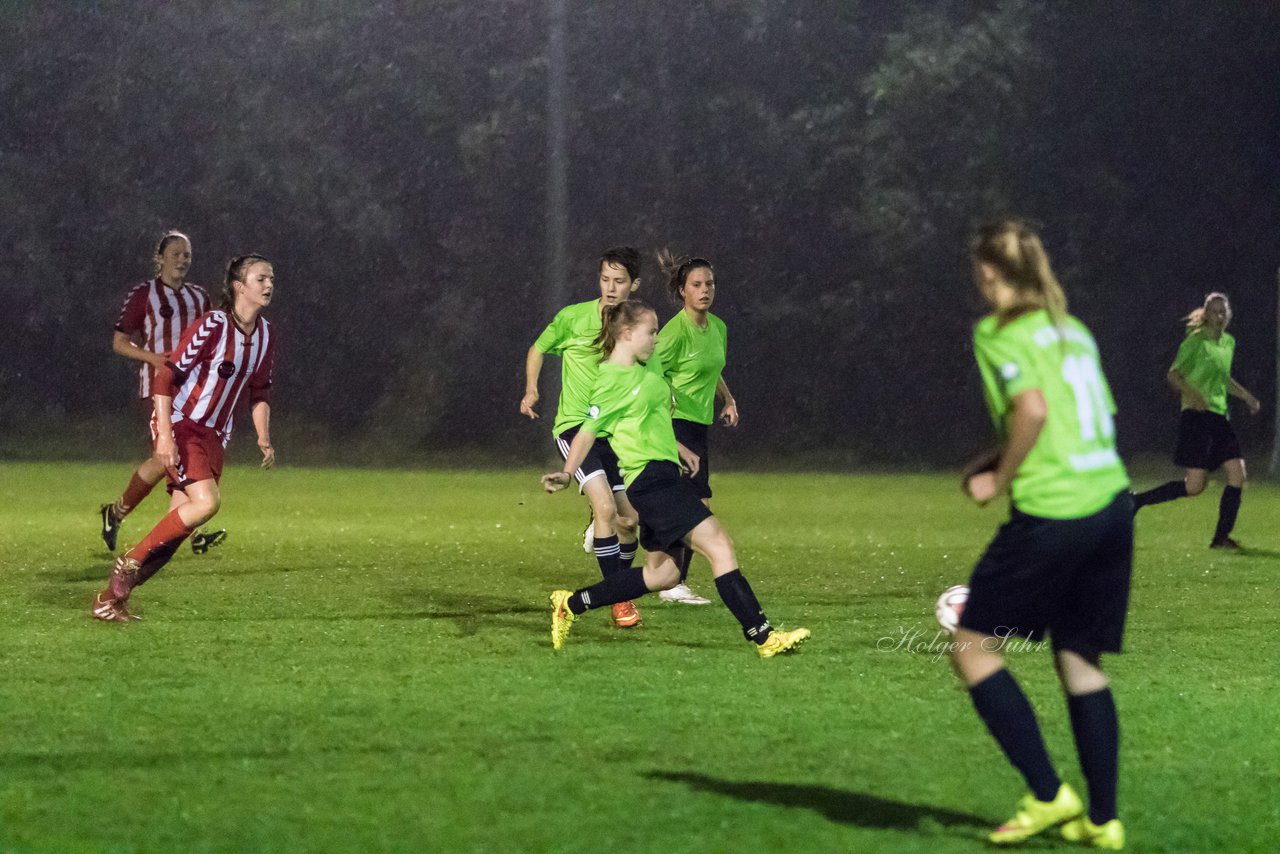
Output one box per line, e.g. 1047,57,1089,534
99,231,225,555
652,250,739,605
953,220,1131,849
92,254,277,622
521,247,645,627
1131,292,1261,548
542,299,809,658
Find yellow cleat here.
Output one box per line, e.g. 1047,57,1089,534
757,627,811,658
549,590,576,650
990,783,1083,844
1061,816,1125,849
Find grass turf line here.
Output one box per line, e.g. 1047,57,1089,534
1,462,1277,852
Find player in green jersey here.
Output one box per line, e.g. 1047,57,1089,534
1131,293,1261,549
651,250,739,606
541,300,809,658
522,248,646,627
953,221,1132,850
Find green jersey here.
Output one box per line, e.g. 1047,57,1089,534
583,359,678,487
974,310,1129,519
1170,329,1234,416
655,310,727,424
533,299,605,434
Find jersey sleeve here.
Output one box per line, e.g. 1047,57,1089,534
114,284,149,335
975,327,1042,400
249,330,275,406
582,378,632,439
655,319,683,378
192,285,213,315
155,312,224,396
533,309,569,355
1170,333,1200,374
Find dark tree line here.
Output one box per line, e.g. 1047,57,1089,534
2,1,1277,465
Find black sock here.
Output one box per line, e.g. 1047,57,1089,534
1066,688,1119,825
1132,480,1187,509
593,534,620,578
617,542,636,573
713,569,772,644
968,669,1061,802
1212,485,1242,543
567,567,648,614
677,545,693,583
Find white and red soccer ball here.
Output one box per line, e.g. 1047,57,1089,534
934,584,969,635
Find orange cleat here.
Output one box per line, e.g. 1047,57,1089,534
611,600,641,628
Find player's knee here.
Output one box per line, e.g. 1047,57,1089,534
1184,477,1206,496
652,561,680,590
614,513,637,537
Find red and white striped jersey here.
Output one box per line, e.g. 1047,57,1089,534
115,279,213,398
154,311,274,445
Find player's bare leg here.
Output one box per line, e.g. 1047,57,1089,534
99,454,167,552
581,476,639,627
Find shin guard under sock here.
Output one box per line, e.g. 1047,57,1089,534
969,669,1061,802
593,534,620,578
567,567,649,614
1212,485,1242,544
713,569,772,644
1132,480,1187,509
1067,688,1119,825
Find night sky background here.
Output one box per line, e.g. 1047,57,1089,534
3,1,1277,468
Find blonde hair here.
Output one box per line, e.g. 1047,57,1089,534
1185,292,1231,331
594,299,654,362
970,219,1067,326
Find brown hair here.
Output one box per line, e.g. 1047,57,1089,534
656,248,713,305
221,253,270,310
970,219,1067,326
593,299,654,361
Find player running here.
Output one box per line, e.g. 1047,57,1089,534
542,299,809,658
521,247,645,627
953,220,1131,849
651,250,739,605
1131,292,1261,548
99,230,226,556
92,254,277,622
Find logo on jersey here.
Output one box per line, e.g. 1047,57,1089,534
588,405,600,418
218,360,236,379
159,304,175,319
686,352,699,359
1000,362,1020,383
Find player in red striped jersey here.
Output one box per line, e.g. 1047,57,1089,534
92,254,278,622
98,231,226,554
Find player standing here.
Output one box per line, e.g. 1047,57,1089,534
542,299,809,657
99,231,226,555
651,250,739,605
521,248,645,627
92,254,277,622
1131,293,1261,548
953,220,1131,849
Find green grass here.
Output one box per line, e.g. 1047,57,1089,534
1,461,1277,853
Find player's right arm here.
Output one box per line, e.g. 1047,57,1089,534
1167,335,1208,410
543,426,596,492
968,389,1047,504
521,345,544,419
113,286,168,367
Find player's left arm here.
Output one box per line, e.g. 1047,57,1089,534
715,375,738,427
1228,377,1261,415
967,389,1046,505
249,337,275,468
251,402,274,469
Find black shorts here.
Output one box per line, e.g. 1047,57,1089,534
959,491,1134,658
625,461,714,553
672,418,712,499
1173,410,1241,471
556,426,624,493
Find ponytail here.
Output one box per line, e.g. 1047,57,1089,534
1185,292,1231,331
971,219,1067,326
593,299,653,362
222,253,269,310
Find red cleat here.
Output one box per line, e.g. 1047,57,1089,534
91,592,140,622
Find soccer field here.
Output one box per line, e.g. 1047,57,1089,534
1,462,1276,852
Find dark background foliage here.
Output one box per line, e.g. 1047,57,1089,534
2,1,1277,467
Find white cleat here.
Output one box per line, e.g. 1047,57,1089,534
659,583,711,605
582,521,594,553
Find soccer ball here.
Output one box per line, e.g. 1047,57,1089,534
934,584,969,635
